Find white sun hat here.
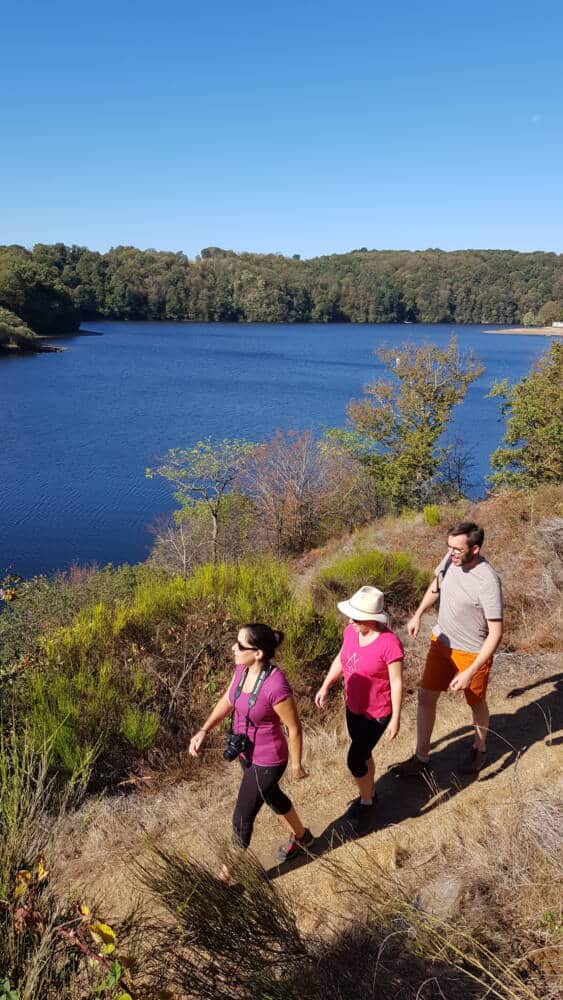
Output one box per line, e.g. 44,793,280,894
337,585,389,624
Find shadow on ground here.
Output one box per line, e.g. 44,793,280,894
267,673,562,881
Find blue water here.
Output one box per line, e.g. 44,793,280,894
0,322,555,579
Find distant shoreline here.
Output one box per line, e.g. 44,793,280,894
486,327,563,337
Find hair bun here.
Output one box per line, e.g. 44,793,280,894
273,629,284,646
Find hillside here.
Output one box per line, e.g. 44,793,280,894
2,486,560,998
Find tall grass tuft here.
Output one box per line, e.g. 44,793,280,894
138,846,306,1000
0,726,78,996
313,548,429,626
423,503,441,526
135,840,546,1000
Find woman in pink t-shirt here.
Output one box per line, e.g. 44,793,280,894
315,586,404,833
189,623,313,872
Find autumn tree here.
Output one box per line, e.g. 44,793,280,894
243,430,325,555
488,342,563,489
329,337,483,510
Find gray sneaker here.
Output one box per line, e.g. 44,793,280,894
390,754,431,778
346,788,378,818
276,828,314,862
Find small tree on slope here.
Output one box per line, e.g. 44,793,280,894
488,342,563,490
327,336,483,511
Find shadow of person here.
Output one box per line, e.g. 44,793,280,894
266,673,562,881
478,673,562,781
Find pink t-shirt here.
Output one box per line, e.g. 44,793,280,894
339,624,404,718
228,664,293,766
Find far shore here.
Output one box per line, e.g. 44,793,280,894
486,326,563,336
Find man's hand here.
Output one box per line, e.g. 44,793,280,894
407,614,422,638
384,718,400,741
449,669,474,692
188,730,208,756
315,686,329,710
291,764,308,781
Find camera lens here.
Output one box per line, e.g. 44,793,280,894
223,733,247,761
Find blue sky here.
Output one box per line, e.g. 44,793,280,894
1,0,562,258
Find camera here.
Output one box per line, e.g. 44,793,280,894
223,732,249,762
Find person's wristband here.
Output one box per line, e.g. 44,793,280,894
199,727,209,735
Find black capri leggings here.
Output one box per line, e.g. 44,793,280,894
232,759,292,849
346,708,391,778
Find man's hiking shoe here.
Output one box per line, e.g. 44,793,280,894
276,828,314,862
459,748,488,775
390,754,431,778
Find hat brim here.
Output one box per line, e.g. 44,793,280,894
337,599,388,625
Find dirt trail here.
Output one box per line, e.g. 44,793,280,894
56,652,562,929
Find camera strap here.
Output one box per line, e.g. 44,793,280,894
230,665,274,737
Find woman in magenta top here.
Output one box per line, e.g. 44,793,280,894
189,623,313,871
315,586,404,833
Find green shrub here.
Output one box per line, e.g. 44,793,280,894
423,504,441,526
120,707,160,750
0,563,159,670
24,657,121,778
185,559,334,680
313,550,428,627
125,574,190,632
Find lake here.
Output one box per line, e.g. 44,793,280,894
0,322,554,579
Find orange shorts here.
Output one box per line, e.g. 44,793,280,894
419,636,492,707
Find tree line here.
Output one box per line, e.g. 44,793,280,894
1,243,563,350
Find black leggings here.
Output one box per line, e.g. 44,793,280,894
346,708,391,778
232,759,292,849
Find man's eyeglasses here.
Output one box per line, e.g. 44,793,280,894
449,546,468,556
235,639,256,651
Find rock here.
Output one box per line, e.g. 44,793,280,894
538,518,563,558
415,874,464,919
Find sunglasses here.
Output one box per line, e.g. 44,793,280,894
235,639,256,651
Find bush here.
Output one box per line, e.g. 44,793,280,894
185,558,333,681
423,504,441,526
120,706,160,750
0,563,155,670
313,549,429,630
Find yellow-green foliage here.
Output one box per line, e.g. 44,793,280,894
314,549,429,626
42,602,116,667
423,504,441,526
16,549,428,783
42,576,191,667
120,707,160,750
26,658,118,776
126,574,190,629
185,559,330,679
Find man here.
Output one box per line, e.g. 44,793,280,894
392,521,503,776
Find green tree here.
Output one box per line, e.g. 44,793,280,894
147,438,256,563
488,342,563,489
328,337,483,510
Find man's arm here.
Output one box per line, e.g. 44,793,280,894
408,579,441,638
448,620,503,691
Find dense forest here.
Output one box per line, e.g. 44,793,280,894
1,242,563,350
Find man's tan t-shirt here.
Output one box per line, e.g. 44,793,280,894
432,555,503,654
